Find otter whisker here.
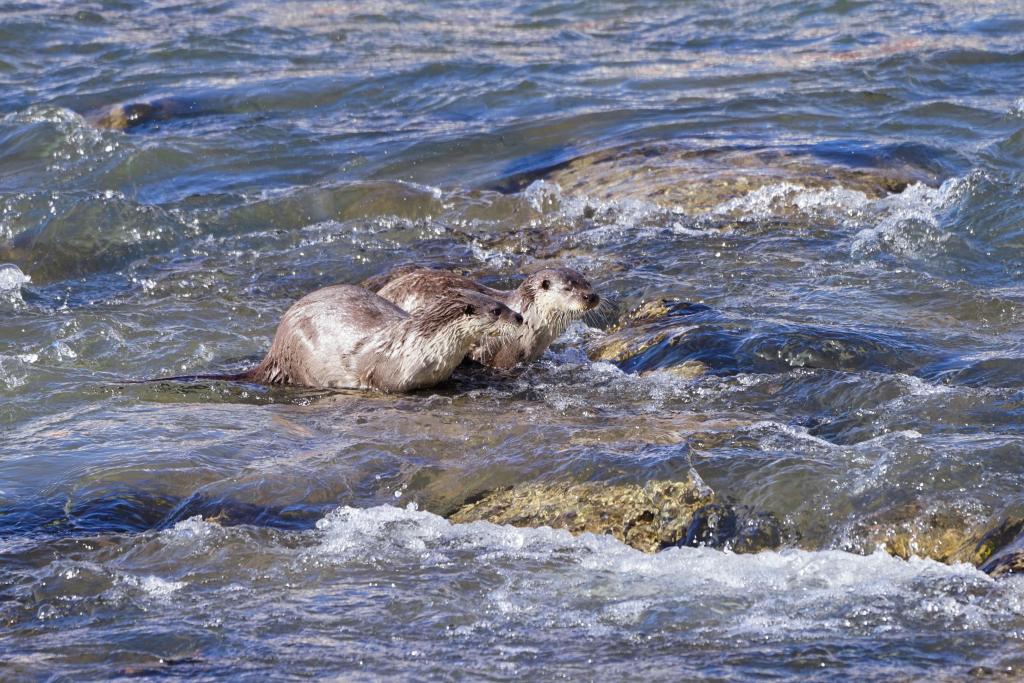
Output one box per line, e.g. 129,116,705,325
585,297,617,328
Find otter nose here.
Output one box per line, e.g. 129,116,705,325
514,313,524,324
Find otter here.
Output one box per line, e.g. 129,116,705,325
89,97,203,131
374,267,599,370
243,284,523,392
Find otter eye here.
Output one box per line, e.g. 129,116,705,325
541,279,550,290
490,306,501,316
464,304,475,315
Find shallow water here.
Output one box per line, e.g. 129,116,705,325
3,1,1024,679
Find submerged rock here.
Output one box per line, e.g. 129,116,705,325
504,143,941,215
682,503,783,554
449,472,716,553
973,517,1024,578
589,299,713,371
589,298,693,364
850,505,1024,579
853,507,979,565
641,360,709,381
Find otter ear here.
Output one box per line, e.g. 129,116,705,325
463,304,475,315
540,279,550,290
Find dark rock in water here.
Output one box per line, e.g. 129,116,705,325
974,517,1024,578
448,472,716,553
683,503,737,548
606,299,704,335
0,486,329,538
970,516,1024,566
729,511,784,554
90,97,203,131
0,489,182,537
981,547,1024,578
682,503,783,553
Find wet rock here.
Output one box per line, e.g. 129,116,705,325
448,472,716,553
973,517,1024,578
879,525,976,564
642,360,709,381
589,299,711,364
729,512,784,554
850,507,1024,578
682,503,783,553
589,299,674,365
606,299,677,334
589,328,670,365
682,503,736,548
967,516,1024,566
981,549,1024,578
507,143,941,215
851,505,980,564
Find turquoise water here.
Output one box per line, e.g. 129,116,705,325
2,1,1024,679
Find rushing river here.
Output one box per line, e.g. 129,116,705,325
3,1,1024,679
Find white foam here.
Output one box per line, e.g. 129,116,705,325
2,106,121,178
895,372,952,397
696,171,971,263
743,420,840,449
849,178,965,257
166,515,223,545
120,574,186,599
524,179,667,243
305,503,1010,641
707,181,874,226
0,354,29,390
0,263,30,292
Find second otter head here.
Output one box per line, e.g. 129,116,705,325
460,289,524,337
524,267,600,318
416,289,523,339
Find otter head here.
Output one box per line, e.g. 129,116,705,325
522,267,600,322
455,289,524,338
414,289,523,342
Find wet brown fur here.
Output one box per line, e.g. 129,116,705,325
376,267,599,369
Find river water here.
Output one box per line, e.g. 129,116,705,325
3,1,1024,680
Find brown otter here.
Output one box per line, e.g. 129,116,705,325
244,284,523,392
89,97,203,131
374,267,599,370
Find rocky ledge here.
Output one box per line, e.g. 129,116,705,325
449,471,784,555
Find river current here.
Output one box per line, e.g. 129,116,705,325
3,1,1024,680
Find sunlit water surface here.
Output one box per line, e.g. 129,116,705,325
3,1,1024,679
